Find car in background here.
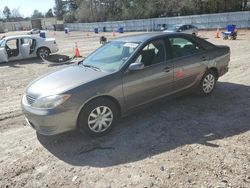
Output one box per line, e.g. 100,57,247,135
0,35,59,63
164,24,198,35
27,28,40,35
22,33,230,137
160,24,167,31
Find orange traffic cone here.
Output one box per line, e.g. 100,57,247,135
75,42,81,57
215,28,220,38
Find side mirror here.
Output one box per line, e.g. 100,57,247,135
129,62,144,71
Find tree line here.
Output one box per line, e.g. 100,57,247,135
56,0,250,23
1,6,54,22
1,0,249,22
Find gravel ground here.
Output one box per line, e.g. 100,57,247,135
0,30,250,188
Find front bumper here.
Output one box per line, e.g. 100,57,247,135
22,102,78,136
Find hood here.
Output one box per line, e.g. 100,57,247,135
26,65,109,98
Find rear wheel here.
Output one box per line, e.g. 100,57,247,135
198,70,217,96
37,47,50,58
78,98,118,136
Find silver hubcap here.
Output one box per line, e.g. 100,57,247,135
39,49,49,58
88,106,113,133
202,74,215,93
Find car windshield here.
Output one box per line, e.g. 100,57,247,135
80,41,139,72
167,25,180,31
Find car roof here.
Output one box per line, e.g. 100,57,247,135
113,32,194,43
173,24,183,26
171,24,194,27
3,35,41,40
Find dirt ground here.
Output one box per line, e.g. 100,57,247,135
0,30,249,188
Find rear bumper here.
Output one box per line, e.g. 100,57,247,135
50,45,59,54
219,66,229,77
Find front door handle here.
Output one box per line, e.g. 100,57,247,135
164,66,171,72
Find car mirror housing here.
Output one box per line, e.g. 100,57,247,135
129,62,144,71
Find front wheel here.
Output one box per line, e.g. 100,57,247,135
78,98,118,136
37,48,50,59
198,70,217,96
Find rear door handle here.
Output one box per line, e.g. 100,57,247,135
201,56,209,61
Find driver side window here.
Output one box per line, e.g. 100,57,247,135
136,39,166,67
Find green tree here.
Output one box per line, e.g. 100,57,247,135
67,0,78,11
11,8,22,18
45,9,54,17
67,0,248,23
3,6,11,21
54,0,66,20
31,10,44,19
64,12,76,22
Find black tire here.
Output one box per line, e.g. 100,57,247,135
37,47,50,59
78,98,118,136
198,70,217,96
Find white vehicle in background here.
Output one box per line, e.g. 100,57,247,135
27,28,40,34
0,35,59,63
164,24,198,35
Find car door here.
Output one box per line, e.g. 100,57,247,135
167,36,208,92
0,40,8,62
20,38,32,58
185,25,192,34
122,38,174,110
5,38,21,61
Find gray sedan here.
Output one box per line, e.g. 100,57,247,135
164,24,198,35
22,33,230,136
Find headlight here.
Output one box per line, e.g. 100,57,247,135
31,94,71,109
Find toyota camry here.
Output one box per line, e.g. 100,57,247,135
22,33,230,136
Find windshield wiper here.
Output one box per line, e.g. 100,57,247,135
81,64,102,71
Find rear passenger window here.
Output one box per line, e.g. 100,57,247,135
169,37,203,58
21,38,32,45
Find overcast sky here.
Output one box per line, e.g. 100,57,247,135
0,0,55,17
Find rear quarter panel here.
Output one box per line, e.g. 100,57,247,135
207,46,230,77
36,38,58,53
